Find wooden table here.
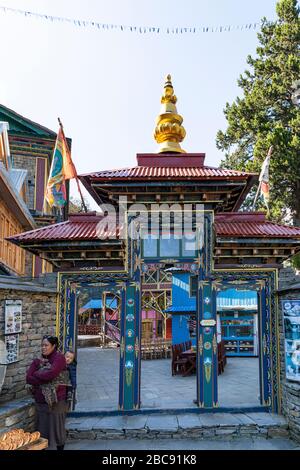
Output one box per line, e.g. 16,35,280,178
17,438,48,451
179,349,196,377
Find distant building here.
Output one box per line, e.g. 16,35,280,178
0,121,35,275
0,105,71,277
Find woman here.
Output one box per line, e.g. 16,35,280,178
26,335,68,450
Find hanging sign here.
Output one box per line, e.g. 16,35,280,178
5,334,19,364
200,319,216,327
282,300,300,382
4,300,22,334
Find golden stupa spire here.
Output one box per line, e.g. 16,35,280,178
154,74,186,153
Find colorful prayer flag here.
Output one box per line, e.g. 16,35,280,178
45,124,77,208
259,146,272,207
45,128,67,208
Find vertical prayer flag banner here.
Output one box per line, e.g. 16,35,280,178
260,181,270,205
259,146,272,207
45,128,67,208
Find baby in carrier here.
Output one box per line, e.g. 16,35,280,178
65,350,77,409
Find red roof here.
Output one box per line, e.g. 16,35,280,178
80,166,252,180
8,212,300,244
9,213,120,242
215,213,300,238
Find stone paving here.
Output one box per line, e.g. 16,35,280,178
66,411,288,439
65,437,300,450
76,348,260,411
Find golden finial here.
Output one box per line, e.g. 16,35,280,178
154,74,186,153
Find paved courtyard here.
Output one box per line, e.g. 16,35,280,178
66,437,299,450
76,348,260,411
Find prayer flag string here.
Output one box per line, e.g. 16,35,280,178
0,5,259,34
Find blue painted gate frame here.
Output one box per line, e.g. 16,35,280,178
56,212,280,413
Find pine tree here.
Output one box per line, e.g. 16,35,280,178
216,0,300,223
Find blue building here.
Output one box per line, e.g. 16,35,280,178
166,273,258,356
165,272,197,346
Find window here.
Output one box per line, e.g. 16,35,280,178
142,232,198,258
143,234,158,257
160,236,180,257
157,320,163,336
182,234,196,257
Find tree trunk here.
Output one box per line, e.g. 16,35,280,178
293,183,300,227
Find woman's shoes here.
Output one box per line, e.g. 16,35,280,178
57,445,64,451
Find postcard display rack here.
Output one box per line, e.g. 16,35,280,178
2,300,22,364
283,299,300,383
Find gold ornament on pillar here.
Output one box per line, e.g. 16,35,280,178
154,74,186,153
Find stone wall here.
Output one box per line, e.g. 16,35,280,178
279,265,300,290
0,399,35,434
0,286,57,403
277,285,300,443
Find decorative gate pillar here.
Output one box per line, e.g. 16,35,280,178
196,280,218,407
258,283,272,407
118,214,142,410
119,282,141,410
57,280,78,354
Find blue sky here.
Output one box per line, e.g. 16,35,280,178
0,0,279,208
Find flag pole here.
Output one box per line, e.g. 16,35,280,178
75,177,88,213
252,181,262,210
58,118,88,213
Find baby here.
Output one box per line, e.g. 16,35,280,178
65,351,77,409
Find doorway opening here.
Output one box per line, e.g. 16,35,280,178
217,287,261,408
140,267,197,409
75,285,121,411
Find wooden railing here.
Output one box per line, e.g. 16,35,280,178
78,325,101,335
141,338,172,360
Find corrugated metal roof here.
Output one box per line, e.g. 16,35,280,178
81,166,252,180
216,212,300,237
8,212,300,243
8,213,121,242
0,275,56,293
216,221,300,238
